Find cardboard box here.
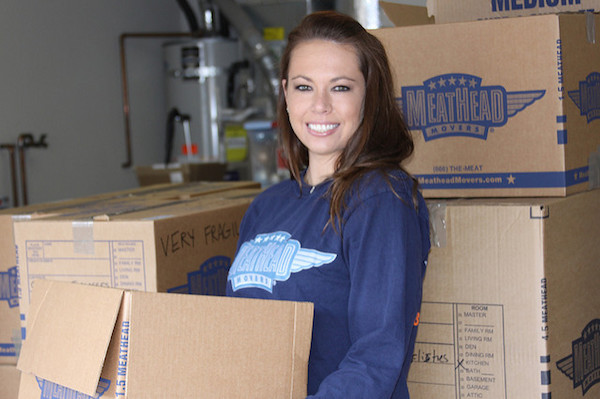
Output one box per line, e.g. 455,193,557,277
372,12,600,197
12,187,259,341
408,189,600,398
0,181,259,363
427,0,600,24
17,279,313,399
0,365,21,399
135,162,228,186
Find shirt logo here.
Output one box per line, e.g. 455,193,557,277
397,73,545,141
0,266,19,308
568,72,600,123
228,231,336,292
35,377,110,399
556,318,600,395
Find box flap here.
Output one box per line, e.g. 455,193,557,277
380,1,434,26
17,280,124,397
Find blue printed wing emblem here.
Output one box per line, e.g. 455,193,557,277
36,377,111,398
556,355,574,379
568,90,581,109
290,248,337,273
506,90,545,117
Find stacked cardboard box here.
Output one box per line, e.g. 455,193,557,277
374,6,600,198
375,4,600,398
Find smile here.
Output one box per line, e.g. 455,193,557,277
307,123,339,135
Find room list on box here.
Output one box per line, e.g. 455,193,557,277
24,239,147,301
410,301,507,398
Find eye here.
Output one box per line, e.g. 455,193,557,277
333,85,350,92
294,84,311,91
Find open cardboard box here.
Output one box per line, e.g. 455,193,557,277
17,279,313,398
372,9,600,197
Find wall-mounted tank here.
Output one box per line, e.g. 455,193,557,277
163,37,242,163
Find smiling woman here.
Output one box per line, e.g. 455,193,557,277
226,11,431,399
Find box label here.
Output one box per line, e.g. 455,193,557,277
167,255,231,296
0,266,19,308
23,239,147,304
569,72,600,123
398,73,545,142
34,376,111,399
556,318,600,395
491,0,591,13
409,301,507,398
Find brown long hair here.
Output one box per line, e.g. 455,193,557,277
277,11,417,231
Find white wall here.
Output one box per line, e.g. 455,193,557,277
0,0,428,207
0,1,183,206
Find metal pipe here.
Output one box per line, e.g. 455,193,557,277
16,134,34,206
0,144,18,207
119,32,196,168
213,0,280,104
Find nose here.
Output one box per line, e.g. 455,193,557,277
313,89,332,113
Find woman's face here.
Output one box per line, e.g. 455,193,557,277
283,39,366,173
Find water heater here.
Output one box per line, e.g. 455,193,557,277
163,37,242,163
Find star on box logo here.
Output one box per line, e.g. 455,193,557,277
397,73,545,141
568,72,600,123
228,231,336,292
0,266,19,308
556,319,600,395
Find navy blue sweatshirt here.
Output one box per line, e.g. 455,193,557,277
227,170,430,398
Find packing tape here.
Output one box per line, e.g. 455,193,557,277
427,202,447,248
72,220,95,254
587,12,596,44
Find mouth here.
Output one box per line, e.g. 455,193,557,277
307,123,339,136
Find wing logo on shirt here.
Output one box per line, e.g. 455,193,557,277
228,231,336,292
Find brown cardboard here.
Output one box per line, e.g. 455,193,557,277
1,181,259,364
408,188,600,398
427,0,600,24
17,279,314,399
13,191,258,342
380,1,435,26
135,162,228,186
0,365,20,399
372,12,600,197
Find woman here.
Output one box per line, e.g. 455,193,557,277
227,11,430,398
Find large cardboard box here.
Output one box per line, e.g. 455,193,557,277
17,279,314,398
0,365,20,399
372,12,600,197
0,181,259,363
427,0,600,24
408,189,600,398
12,187,259,341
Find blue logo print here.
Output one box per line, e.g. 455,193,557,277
228,231,336,292
36,377,110,398
568,72,600,123
0,266,19,308
556,319,600,395
398,73,545,141
168,255,231,296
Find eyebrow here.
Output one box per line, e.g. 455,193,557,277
290,75,358,83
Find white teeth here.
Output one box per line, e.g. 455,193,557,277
308,123,338,133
